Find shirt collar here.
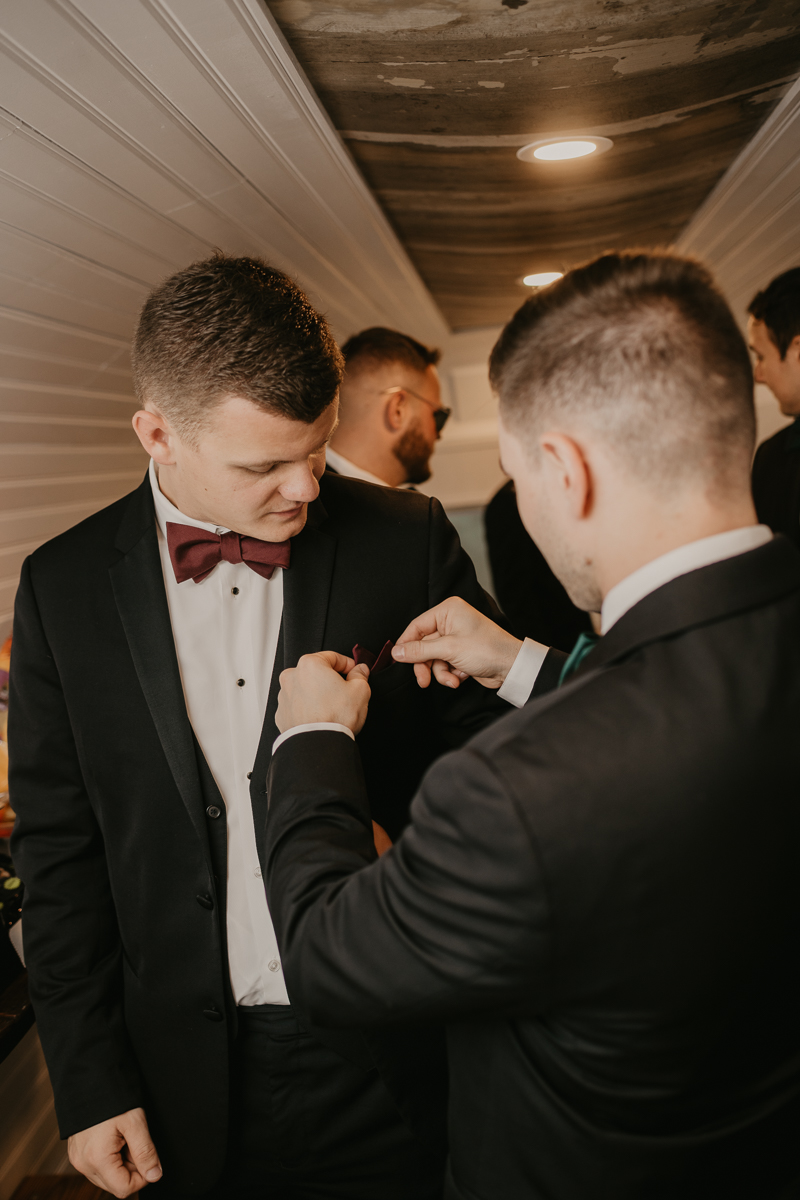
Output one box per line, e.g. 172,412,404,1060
324,447,391,488
148,458,231,538
601,525,774,634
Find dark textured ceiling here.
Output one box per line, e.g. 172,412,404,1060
268,1,800,330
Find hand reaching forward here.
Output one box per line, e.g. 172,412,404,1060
68,1106,162,1197
276,651,371,735
392,596,528,690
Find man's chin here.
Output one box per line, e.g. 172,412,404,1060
258,504,307,543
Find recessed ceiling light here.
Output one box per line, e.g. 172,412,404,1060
517,135,613,163
523,272,563,288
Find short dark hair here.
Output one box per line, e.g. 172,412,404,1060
132,254,343,441
748,267,800,359
490,250,755,493
340,327,440,376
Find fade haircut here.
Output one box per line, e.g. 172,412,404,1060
131,254,343,442
748,267,800,358
341,327,440,377
490,251,755,494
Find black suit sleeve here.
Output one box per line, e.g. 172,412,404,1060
266,730,552,1028
532,648,568,697
10,558,144,1137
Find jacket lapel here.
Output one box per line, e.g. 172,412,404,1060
108,479,211,862
250,497,336,862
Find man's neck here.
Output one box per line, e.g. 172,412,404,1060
329,433,407,488
152,461,223,528
597,495,759,602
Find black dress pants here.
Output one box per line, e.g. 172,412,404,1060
208,1004,444,1200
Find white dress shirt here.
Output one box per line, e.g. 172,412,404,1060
326,447,414,490
149,460,290,1005
325,448,390,488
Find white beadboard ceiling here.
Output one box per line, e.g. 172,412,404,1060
0,0,448,636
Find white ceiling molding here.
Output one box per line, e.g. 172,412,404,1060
675,74,800,326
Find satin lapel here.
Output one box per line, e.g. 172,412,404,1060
250,512,336,864
109,483,211,865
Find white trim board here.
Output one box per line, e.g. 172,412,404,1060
675,75,800,323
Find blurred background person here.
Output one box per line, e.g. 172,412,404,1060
327,327,450,488
748,267,800,548
484,479,593,651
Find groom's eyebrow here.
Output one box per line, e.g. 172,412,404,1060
234,427,339,470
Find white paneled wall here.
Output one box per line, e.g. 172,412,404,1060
419,325,507,512
677,75,800,446
0,0,447,639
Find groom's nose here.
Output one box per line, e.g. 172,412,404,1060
278,459,321,505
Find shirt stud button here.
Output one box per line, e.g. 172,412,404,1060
254,868,262,878
247,771,252,779
237,678,245,687
206,805,221,819
268,960,281,973
231,587,239,595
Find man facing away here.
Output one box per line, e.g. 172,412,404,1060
264,252,800,1199
9,256,513,1199
326,327,449,487
748,266,800,548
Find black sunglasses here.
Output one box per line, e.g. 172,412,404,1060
383,386,452,433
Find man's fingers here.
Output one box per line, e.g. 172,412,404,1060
410,661,432,688
125,1132,162,1184
346,663,370,682
393,635,457,664
431,659,465,689
81,1157,143,1199
310,650,356,675
394,609,442,647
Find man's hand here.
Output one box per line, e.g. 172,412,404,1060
392,596,527,689
68,1106,162,1197
276,651,371,735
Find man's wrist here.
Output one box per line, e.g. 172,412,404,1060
498,635,524,682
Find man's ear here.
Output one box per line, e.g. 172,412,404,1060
538,432,593,521
132,408,177,465
383,388,408,433
786,333,800,369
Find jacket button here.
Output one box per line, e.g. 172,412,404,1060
206,805,221,819
203,1007,224,1022
196,893,214,910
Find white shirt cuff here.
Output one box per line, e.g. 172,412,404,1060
272,722,355,756
497,637,549,708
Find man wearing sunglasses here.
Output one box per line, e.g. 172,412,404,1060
326,327,451,489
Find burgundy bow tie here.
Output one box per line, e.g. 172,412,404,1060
166,522,291,584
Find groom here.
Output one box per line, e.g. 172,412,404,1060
9,255,520,1199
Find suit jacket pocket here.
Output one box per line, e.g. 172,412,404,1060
367,661,416,699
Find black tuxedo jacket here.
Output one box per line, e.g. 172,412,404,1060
265,537,800,1200
9,472,510,1194
752,422,800,549
484,480,592,652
